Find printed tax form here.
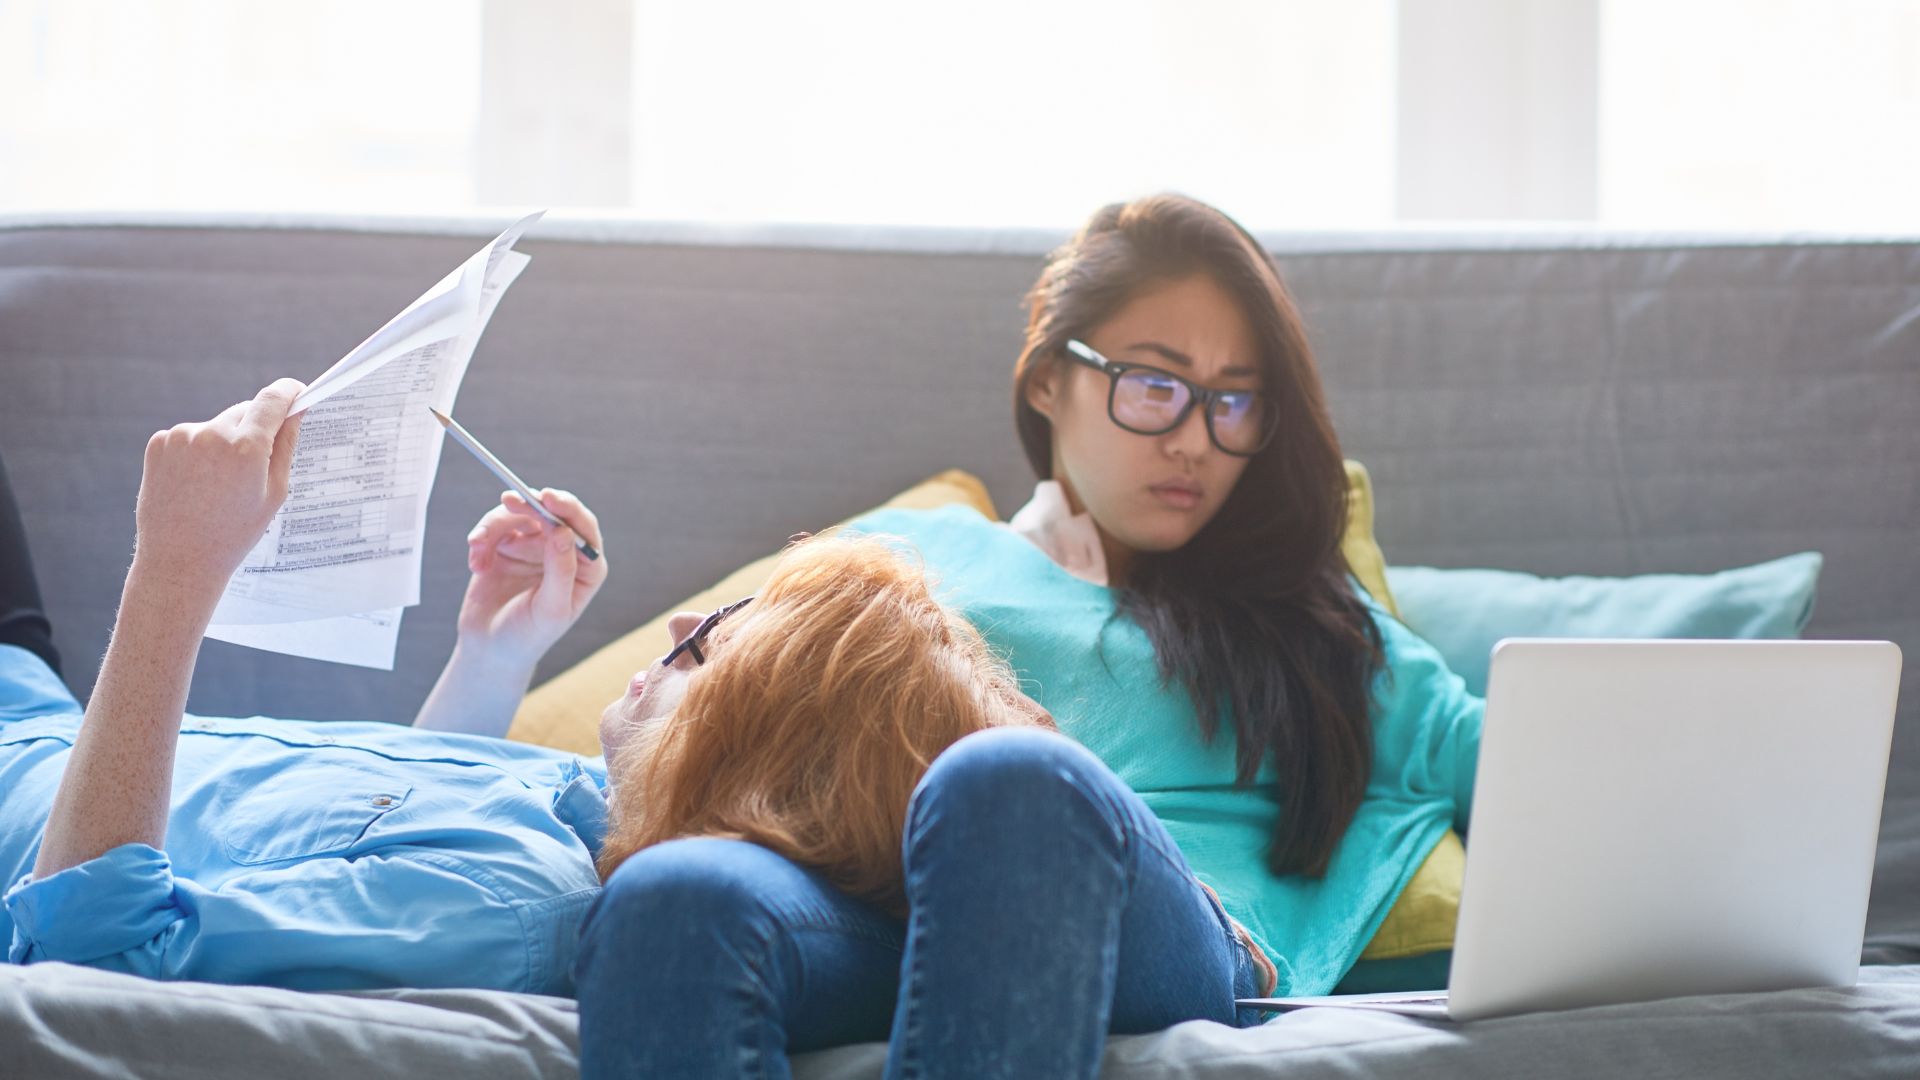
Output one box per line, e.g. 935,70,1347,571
205,213,542,670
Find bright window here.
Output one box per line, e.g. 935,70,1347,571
1600,0,1920,230
1,0,1915,230
625,0,1396,227
0,0,480,212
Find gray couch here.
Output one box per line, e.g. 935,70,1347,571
2,212,1917,1077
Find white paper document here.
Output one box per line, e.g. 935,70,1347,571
205,213,542,670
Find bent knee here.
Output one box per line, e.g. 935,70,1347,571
914,727,1114,813
591,837,792,932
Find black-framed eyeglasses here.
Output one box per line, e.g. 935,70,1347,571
1063,339,1277,457
660,595,755,668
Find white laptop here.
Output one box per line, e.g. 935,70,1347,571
1240,638,1904,1023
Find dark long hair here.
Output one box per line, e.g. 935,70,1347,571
1013,194,1386,879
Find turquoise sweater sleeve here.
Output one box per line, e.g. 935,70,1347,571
1359,589,1485,836
847,504,1484,996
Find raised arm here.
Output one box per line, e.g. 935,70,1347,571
412,488,607,736
32,380,305,879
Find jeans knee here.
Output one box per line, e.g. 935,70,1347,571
586,837,782,952
923,726,1104,796
911,727,1116,830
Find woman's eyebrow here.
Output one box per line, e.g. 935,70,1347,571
1124,341,1259,379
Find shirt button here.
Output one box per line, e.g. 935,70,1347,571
371,796,393,807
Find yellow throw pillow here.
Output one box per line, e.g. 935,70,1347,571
1363,828,1464,960
505,470,996,754
1341,459,1400,621
504,460,1456,960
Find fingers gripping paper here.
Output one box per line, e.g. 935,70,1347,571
205,213,542,670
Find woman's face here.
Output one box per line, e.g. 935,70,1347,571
1026,274,1261,572
599,609,710,771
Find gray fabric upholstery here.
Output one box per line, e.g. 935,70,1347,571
0,963,581,1080
6,961,1920,1079
2,214,1916,1073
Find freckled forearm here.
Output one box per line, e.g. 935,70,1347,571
31,566,219,878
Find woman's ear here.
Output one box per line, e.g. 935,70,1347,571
1025,364,1063,420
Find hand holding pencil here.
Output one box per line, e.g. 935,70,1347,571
431,407,599,561
433,407,608,667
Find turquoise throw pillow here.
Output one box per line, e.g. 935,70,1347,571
1384,552,1824,697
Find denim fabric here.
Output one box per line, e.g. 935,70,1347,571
0,452,59,676
575,727,1262,1080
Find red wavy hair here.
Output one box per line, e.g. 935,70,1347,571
597,532,1051,913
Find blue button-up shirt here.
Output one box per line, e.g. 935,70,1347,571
0,645,608,994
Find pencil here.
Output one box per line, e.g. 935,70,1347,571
428,407,601,561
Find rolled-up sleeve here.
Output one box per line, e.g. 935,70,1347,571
1362,596,1487,836
5,841,594,993
6,843,180,965
1438,680,1484,835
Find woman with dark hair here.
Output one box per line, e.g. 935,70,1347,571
577,194,1482,1078
1006,193,1390,881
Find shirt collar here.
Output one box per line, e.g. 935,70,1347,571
552,758,609,862
1006,480,1110,587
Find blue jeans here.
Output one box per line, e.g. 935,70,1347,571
574,727,1265,1080
0,451,61,678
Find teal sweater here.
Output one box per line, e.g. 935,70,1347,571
848,505,1484,996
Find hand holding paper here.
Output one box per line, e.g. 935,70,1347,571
130,379,306,601
205,213,545,670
